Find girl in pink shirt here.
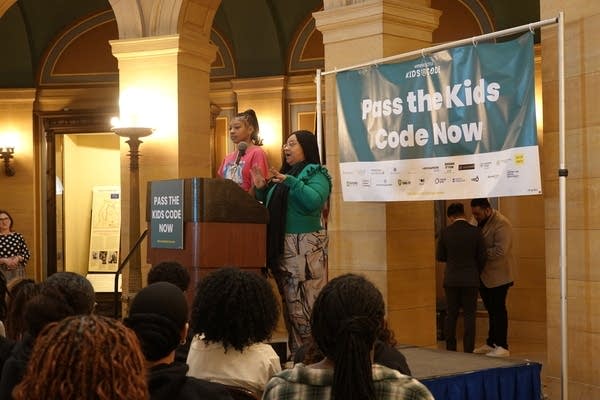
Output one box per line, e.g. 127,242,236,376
218,109,269,193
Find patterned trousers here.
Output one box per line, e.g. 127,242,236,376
273,230,328,358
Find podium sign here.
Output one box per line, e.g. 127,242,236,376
149,179,184,249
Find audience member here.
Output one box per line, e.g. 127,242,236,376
0,272,95,398
186,267,280,395
436,202,487,353
4,279,38,341
471,198,515,357
147,260,193,362
147,261,191,292
12,314,148,400
293,319,411,376
263,274,434,400
125,282,232,400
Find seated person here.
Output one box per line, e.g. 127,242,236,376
147,261,191,292
147,260,193,363
263,274,434,400
186,267,280,395
124,282,232,400
293,319,412,376
12,314,148,399
0,272,95,399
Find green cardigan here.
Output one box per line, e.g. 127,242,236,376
256,164,331,233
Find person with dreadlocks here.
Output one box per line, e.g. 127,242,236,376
263,274,434,400
186,267,280,396
12,314,148,400
0,272,95,398
251,130,331,358
124,282,232,400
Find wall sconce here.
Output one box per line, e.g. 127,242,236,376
0,147,15,176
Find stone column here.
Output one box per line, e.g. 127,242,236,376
314,0,441,346
110,34,216,305
540,2,600,398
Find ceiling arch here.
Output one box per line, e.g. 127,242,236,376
0,0,540,87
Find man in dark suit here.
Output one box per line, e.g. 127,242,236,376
436,203,487,353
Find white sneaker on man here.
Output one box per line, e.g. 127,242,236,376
473,344,494,354
486,345,510,357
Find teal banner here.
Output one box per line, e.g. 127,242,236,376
150,179,184,249
335,33,542,201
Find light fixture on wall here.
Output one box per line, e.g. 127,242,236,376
111,124,154,297
0,147,15,176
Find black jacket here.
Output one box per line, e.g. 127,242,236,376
148,362,233,400
436,219,487,287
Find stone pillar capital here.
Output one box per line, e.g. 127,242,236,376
314,0,441,45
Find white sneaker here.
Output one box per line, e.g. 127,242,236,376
473,344,494,354
486,346,510,357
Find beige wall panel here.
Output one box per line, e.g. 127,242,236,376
508,287,546,322
386,201,434,230
387,305,437,347
499,197,546,228
508,319,547,343
328,195,386,231
543,177,600,230
328,230,387,269
386,230,435,269
512,227,545,259
514,257,547,289
387,268,435,309
542,73,600,133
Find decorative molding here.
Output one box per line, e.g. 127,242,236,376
231,76,286,96
40,10,119,86
41,110,116,134
315,0,441,44
110,34,181,60
0,89,36,106
288,16,324,74
458,0,494,33
209,28,236,79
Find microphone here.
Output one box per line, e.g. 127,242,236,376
235,142,248,166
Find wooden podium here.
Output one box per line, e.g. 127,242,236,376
146,178,268,304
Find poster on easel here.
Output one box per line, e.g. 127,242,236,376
88,186,121,272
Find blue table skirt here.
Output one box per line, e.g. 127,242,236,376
421,362,542,400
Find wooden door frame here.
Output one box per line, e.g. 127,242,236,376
36,109,117,278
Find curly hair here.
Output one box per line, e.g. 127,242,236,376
147,261,191,292
190,267,278,352
311,274,385,400
12,315,148,400
5,278,38,340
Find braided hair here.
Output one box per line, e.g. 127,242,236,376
234,109,263,145
190,267,279,352
311,274,385,400
13,315,148,400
